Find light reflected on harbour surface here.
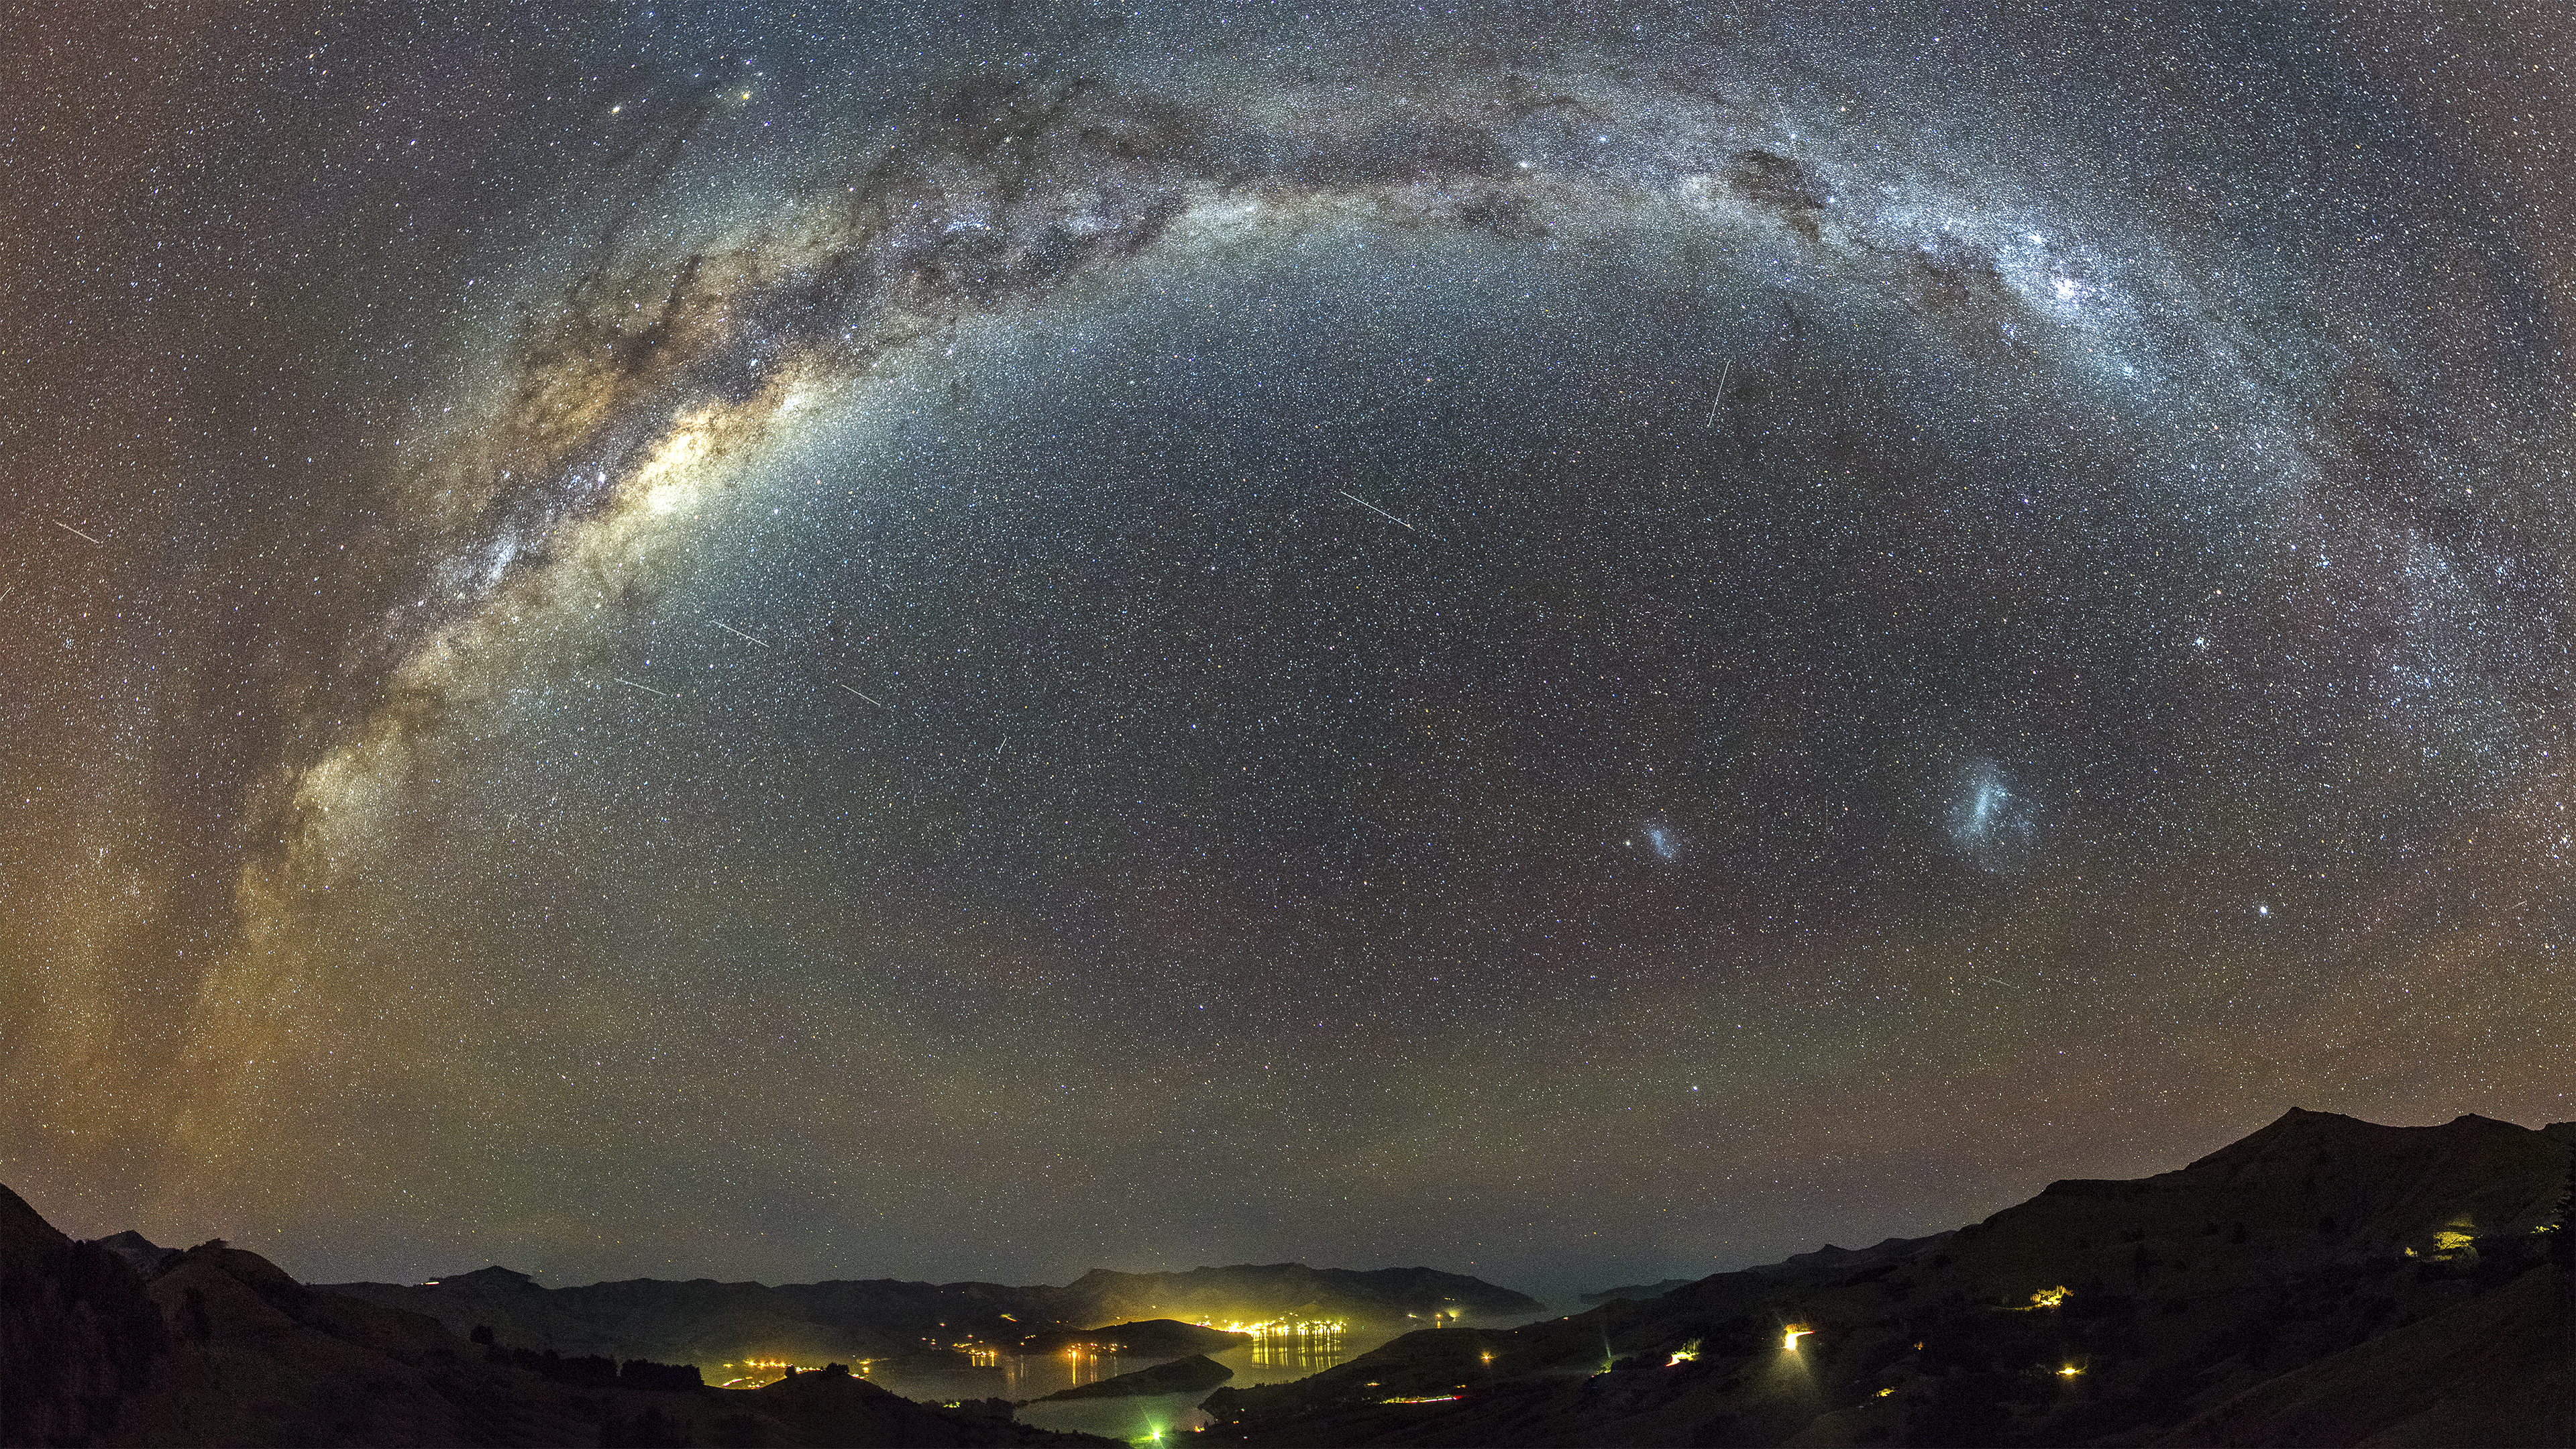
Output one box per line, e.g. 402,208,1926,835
1178,1317,1360,1375
1246,1326,1350,1373
1029,1344,1131,1395
853,1343,1137,1405
698,1313,1481,1410
726,1336,1340,1407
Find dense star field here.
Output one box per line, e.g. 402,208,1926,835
5,2,2573,1299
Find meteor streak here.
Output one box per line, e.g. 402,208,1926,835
1338,490,1422,534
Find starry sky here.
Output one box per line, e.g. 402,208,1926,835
7,1,2575,1301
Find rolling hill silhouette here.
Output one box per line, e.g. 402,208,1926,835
1199,1109,2576,1446
13,1109,2571,1446
317,1261,1538,1366
0,1188,1107,1448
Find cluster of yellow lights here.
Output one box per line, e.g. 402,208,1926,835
712,1356,836,1389
1666,1338,1703,1367
1197,1318,1348,1337
1782,1328,1815,1352
2057,1364,2085,1378
1379,1395,1464,1404
2029,1285,2072,1309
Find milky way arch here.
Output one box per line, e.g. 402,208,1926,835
15,3,2572,1288
282,30,2544,891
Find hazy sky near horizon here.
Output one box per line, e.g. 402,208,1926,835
7,0,2575,1297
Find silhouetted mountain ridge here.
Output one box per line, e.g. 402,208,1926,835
0,1189,1112,1448
17,1108,2568,1446
1580,1278,1698,1305
319,1259,1540,1366
1199,1108,2576,1446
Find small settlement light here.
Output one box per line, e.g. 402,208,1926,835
1783,1328,1815,1352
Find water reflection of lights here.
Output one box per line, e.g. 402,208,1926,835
1059,1344,1124,1387
1197,1317,1351,1337
1189,1317,1353,1373
1250,1332,1350,1372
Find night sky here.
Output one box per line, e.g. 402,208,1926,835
8,1,2575,1302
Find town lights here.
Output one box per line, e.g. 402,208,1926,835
1783,1328,1815,1352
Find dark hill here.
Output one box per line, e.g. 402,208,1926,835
92,1229,182,1277
1201,1109,2576,1447
0,1183,164,1446
0,1187,1113,1448
1581,1279,1697,1305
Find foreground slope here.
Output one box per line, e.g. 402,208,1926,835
1203,1110,2576,1447
0,1184,164,1446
